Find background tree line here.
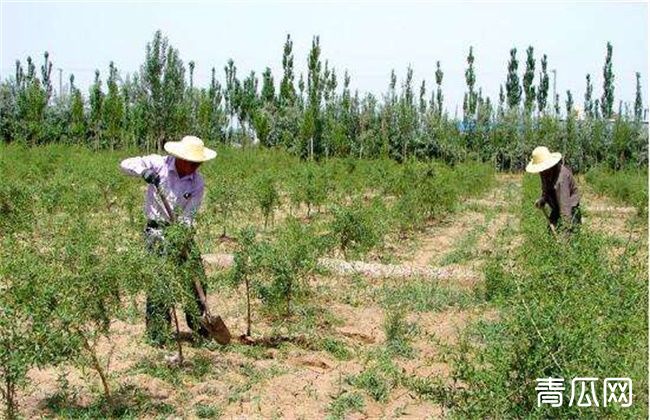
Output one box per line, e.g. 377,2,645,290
0,30,647,171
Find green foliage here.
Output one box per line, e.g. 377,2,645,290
254,173,280,228
231,226,261,336
463,47,477,121
586,165,648,219
288,162,329,217
1,33,646,172
380,279,478,313
329,201,384,257
327,391,365,420
195,403,223,418
383,308,416,357
347,368,390,402
257,218,322,317
207,174,242,237
321,338,352,360
601,42,615,119
506,48,522,109
523,46,536,114
0,144,216,415
447,175,648,418
634,72,643,122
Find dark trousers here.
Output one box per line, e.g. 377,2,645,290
144,225,209,344
549,205,582,233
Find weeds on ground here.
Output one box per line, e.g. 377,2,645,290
445,174,648,418
326,391,365,419
586,165,648,219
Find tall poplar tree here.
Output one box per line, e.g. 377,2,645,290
224,58,239,139
89,70,104,149
68,74,86,143
601,42,614,119
279,34,296,107
139,31,189,150
419,80,426,116
435,61,444,118
522,46,536,114
261,67,275,106
565,90,573,116
464,47,477,120
505,48,522,109
584,74,593,118
305,36,323,158
537,54,549,114
103,61,125,149
634,72,643,122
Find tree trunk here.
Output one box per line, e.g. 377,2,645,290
4,375,16,420
80,333,111,404
245,276,252,337
171,306,184,365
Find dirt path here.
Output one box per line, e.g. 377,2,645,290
402,175,521,282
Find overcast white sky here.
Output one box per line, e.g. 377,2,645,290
1,1,648,114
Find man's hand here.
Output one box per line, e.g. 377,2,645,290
142,169,161,187
534,197,545,209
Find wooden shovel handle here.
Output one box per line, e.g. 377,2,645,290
155,185,212,316
154,184,176,223
193,277,211,316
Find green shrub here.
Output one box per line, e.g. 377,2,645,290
586,165,648,219
447,174,648,418
254,173,280,229
329,200,384,258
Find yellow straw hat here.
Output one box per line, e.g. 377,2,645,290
525,146,562,173
164,136,217,163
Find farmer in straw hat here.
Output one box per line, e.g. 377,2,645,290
526,146,581,232
120,135,216,345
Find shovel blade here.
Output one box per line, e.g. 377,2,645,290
202,314,231,345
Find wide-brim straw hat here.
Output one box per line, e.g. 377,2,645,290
525,146,562,173
164,136,217,163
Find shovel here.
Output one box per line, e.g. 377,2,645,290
154,184,232,345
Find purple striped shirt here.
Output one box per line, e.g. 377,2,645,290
120,154,205,224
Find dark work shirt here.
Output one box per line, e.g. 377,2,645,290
540,165,581,224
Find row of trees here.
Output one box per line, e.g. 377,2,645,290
0,31,646,170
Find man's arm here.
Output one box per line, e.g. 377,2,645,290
119,154,166,177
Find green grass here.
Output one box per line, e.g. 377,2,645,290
6,143,645,418
321,337,353,360
347,368,390,402
195,403,223,419
446,174,648,418
586,165,648,220
378,279,480,313
226,362,287,405
326,391,365,419
440,210,494,265
45,383,176,419
383,308,417,357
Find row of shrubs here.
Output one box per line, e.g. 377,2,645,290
445,174,648,418
585,165,648,219
0,143,495,417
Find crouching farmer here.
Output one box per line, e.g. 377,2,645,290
526,146,581,233
120,135,217,345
